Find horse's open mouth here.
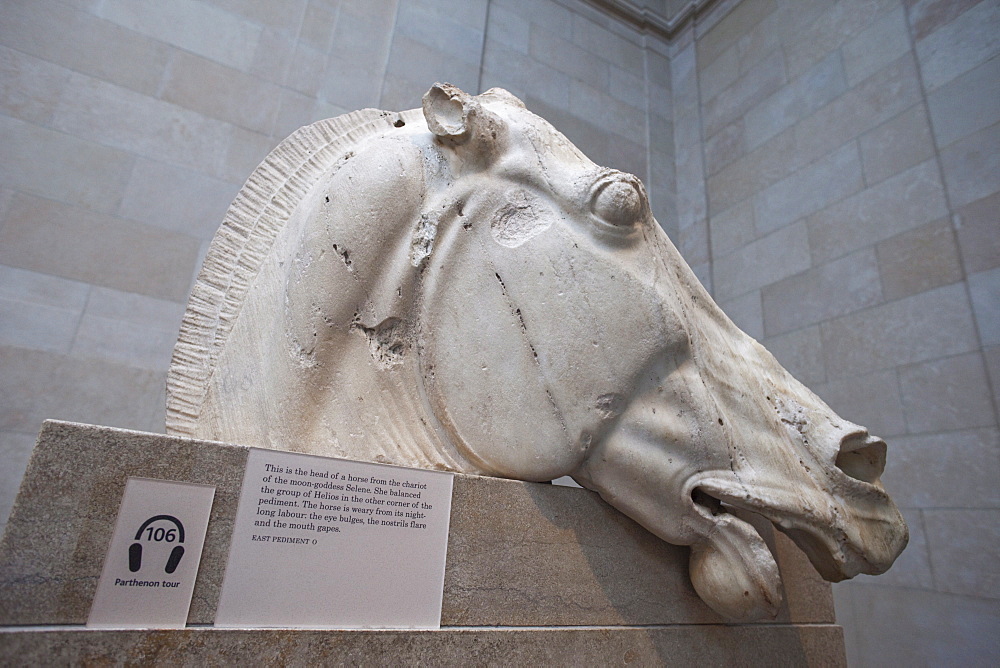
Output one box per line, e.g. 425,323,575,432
691,479,904,583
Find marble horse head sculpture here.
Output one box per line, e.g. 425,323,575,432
167,83,907,621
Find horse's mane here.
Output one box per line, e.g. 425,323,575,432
166,107,424,437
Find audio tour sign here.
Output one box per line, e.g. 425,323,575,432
214,448,453,629
87,478,215,628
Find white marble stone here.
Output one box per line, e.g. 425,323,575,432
167,84,907,622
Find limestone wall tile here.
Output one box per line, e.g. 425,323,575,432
672,98,700,149
0,266,89,312
320,55,386,114
0,0,171,97
674,143,707,230
204,0,307,33
762,248,882,337
249,27,296,86
494,0,572,41
161,51,281,135
220,127,276,186
312,100,349,123
762,325,825,386
603,132,649,183
677,218,709,267
969,267,1000,347
709,200,756,259
703,119,744,177
571,13,645,72
0,265,90,352
649,102,673,148
647,48,672,91
719,290,763,340
0,430,36,531
0,299,80,354
484,43,572,110
695,0,776,70
820,283,979,379
876,218,963,302
841,6,911,87
0,346,166,434
783,0,898,80
807,159,948,265
395,2,486,69
479,71,526,104
99,0,262,71
905,0,982,41
669,42,698,117
72,314,179,371
702,48,785,138
913,0,1000,91
487,4,531,53
649,151,677,230
608,66,647,109
569,81,646,142
272,86,321,139
0,116,134,215
412,0,489,31
813,368,907,438
381,37,479,109
0,186,11,225
329,0,396,61
955,191,1000,274
938,121,1000,209
0,46,70,126
698,46,739,104
794,55,922,167
881,427,1000,508
118,158,238,239
0,194,200,302
283,43,326,98
838,584,1000,664
924,509,1000,599
753,142,862,236
52,73,232,178
733,9,786,75
297,0,340,54
899,352,995,433
529,27,609,92
712,222,811,302
927,55,1000,149
743,50,846,152
706,126,796,216
859,103,936,186
84,286,185,330
985,345,1000,420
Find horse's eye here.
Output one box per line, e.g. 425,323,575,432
591,177,643,228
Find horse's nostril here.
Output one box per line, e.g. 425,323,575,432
835,434,886,484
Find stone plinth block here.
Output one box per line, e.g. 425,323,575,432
0,421,844,665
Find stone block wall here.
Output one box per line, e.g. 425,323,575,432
1,0,996,664
674,0,999,663
0,0,672,530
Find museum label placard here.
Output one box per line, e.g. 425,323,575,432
87,477,216,629
214,448,454,629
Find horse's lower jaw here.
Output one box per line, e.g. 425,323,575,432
695,479,906,586
688,510,783,622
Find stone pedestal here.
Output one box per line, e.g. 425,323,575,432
0,421,845,665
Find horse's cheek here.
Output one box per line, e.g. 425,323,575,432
418,234,576,480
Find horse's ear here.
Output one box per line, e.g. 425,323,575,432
422,83,506,162
423,83,472,142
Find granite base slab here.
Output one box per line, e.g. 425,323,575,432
0,421,845,665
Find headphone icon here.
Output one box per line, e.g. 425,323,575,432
128,515,186,574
